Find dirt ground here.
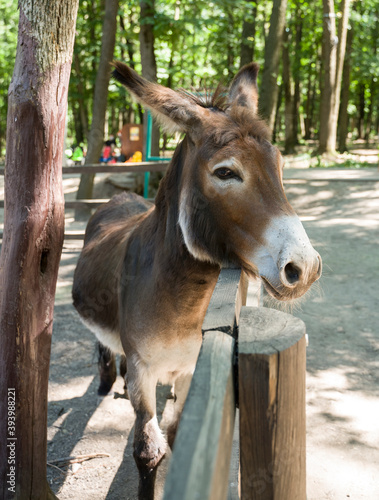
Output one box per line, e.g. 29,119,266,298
2,166,379,499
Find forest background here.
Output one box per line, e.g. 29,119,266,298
0,0,378,164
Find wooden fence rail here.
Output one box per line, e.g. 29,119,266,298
0,162,169,177
163,269,307,500
163,268,246,500
0,162,169,239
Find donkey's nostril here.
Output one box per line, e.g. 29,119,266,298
284,262,301,284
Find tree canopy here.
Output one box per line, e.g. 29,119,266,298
0,0,378,159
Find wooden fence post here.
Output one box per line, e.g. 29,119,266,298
238,306,307,500
0,3,78,499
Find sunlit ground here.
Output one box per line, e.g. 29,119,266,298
1,165,378,499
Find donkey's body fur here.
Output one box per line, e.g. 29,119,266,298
72,62,321,499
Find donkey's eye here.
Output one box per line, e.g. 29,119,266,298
214,168,241,181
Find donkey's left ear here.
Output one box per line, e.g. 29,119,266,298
228,62,259,114
112,61,207,138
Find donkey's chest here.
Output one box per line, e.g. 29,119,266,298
129,326,203,385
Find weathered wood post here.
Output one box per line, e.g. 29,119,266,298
238,307,307,500
0,2,78,499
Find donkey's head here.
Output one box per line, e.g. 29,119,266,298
113,62,321,300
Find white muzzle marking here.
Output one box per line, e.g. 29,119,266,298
251,214,321,289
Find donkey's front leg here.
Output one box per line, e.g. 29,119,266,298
127,359,167,500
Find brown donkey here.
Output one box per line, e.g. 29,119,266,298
72,62,322,499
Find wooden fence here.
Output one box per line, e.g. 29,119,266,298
0,163,308,498
163,268,307,500
0,162,168,239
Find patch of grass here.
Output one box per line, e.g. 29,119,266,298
311,156,377,169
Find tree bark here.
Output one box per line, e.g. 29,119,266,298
73,51,89,143
319,0,337,154
240,0,258,68
364,81,375,142
120,9,144,124
331,0,351,148
304,64,315,140
364,16,377,142
282,28,296,154
258,0,288,135
357,83,365,139
319,0,350,154
292,4,303,147
0,2,78,499
75,0,119,220
272,83,283,143
338,26,353,152
139,0,160,157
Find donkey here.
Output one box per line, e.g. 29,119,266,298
72,61,321,499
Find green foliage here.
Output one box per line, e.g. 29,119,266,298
0,0,378,159
0,0,18,157
313,156,377,169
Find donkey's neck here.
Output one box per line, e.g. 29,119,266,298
153,138,217,274
121,138,220,334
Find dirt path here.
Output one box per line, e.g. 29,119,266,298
46,168,379,499
284,174,379,500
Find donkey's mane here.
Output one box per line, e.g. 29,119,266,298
179,84,271,144
178,83,227,111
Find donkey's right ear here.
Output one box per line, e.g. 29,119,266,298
228,62,259,114
112,61,207,137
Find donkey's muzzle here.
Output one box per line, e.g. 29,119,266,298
279,253,322,289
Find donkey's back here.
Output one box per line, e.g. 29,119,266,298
72,191,153,353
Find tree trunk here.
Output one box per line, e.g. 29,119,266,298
140,0,160,157
120,9,144,124
272,83,283,143
364,81,375,142
0,107,3,157
0,2,78,499
357,83,365,139
331,0,351,148
120,11,136,70
338,26,353,152
319,0,350,154
282,28,295,154
75,0,119,220
364,15,377,142
304,64,315,140
73,104,85,145
240,0,258,67
292,4,303,147
319,0,337,154
74,51,89,142
259,0,288,135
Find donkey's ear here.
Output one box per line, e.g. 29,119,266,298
112,61,206,136
228,62,259,114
